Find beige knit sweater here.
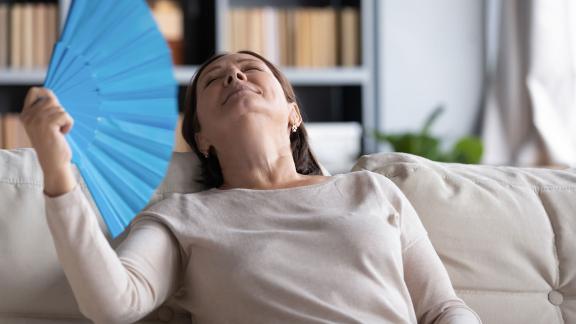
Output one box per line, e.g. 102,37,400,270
44,170,482,324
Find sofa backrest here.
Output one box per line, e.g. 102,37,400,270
352,152,576,324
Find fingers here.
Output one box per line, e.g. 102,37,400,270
22,86,41,109
20,96,74,136
46,110,74,134
21,87,62,123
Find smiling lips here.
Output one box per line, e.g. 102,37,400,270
222,85,259,105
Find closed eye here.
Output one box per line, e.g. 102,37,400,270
244,66,262,72
204,66,263,88
204,77,217,88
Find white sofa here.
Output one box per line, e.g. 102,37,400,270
1,148,574,324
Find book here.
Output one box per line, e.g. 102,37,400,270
21,2,34,69
10,2,22,68
247,8,263,55
0,2,7,68
228,8,246,52
340,7,360,66
276,9,287,66
227,9,237,52
324,9,337,67
46,1,58,66
33,3,47,68
310,8,337,67
262,7,279,64
285,9,295,66
294,9,312,67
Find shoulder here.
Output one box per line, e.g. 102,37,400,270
332,170,399,201
341,169,396,189
342,170,409,210
129,191,210,229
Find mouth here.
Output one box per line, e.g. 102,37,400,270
222,86,259,105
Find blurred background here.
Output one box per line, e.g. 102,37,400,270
1,0,575,174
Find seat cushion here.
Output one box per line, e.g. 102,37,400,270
352,152,576,324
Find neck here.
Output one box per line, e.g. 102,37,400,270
214,125,303,190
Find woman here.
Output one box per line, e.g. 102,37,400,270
21,50,482,323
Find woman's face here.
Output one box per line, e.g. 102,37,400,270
194,53,299,153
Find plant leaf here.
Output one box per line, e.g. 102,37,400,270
450,137,483,164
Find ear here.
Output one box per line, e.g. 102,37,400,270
194,132,211,155
289,103,303,127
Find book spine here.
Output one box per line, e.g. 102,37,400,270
0,1,8,68
21,1,34,69
10,1,22,68
340,7,360,67
46,1,59,67
33,2,46,68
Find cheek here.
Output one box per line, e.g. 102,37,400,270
196,91,220,118
197,88,217,107
261,80,287,105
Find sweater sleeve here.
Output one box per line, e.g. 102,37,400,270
393,187,482,324
44,184,181,324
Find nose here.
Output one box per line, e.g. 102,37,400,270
225,68,246,86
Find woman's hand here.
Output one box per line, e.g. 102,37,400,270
20,87,77,197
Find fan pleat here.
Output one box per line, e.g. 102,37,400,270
93,129,168,185
69,118,96,149
96,55,172,87
88,146,151,212
100,98,175,117
89,28,162,67
81,158,133,233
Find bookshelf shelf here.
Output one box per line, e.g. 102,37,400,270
0,69,46,85
175,66,369,85
0,66,369,86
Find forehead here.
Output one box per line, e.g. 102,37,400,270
201,53,266,76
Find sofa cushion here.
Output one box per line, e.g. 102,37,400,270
352,152,576,324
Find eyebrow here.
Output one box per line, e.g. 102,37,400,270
201,58,263,82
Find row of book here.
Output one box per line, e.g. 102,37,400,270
0,0,59,70
0,114,31,149
226,7,361,67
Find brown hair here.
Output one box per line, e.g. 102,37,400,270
181,50,323,189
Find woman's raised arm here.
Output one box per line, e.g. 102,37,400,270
21,87,181,323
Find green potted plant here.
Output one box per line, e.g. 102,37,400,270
373,105,483,164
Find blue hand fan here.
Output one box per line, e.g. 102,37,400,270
44,0,179,239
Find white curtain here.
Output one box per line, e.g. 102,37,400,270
481,0,576,167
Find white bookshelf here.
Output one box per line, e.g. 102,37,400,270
0,0,378,164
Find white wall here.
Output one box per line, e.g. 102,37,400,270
376,0,484,150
